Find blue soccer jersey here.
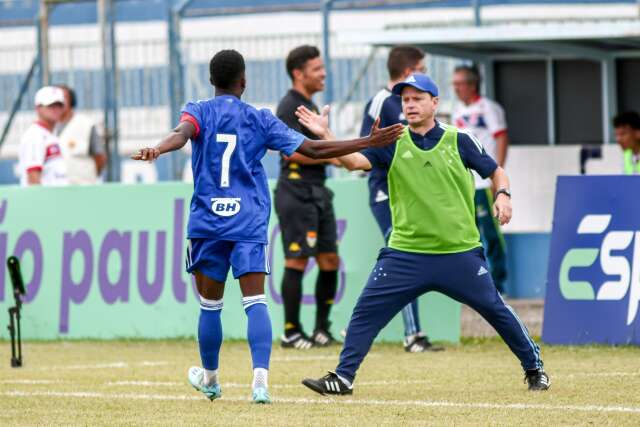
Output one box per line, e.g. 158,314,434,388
181,95,304,243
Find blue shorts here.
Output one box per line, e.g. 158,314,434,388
186,239,270,282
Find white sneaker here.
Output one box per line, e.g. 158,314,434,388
188,366,222,401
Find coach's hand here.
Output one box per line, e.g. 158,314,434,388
131,147,160,162
368,118,404,148
493,194,512,226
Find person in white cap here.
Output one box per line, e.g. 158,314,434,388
18,86,68,186
55,84,107,184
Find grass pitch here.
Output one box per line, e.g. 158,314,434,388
1,339,639,426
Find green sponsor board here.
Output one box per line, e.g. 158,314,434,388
0,179,459,342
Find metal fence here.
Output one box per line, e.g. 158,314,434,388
0,31,459,155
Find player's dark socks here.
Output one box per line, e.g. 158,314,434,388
315,269,338,331
282,267,304,337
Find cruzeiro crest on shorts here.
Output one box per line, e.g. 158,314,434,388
210,198,241,217
306,231,318,248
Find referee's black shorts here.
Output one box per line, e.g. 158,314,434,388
274,179,338,259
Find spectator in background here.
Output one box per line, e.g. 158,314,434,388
56,84,107,184
612,111,640,175
275,45,340,349
18,86,68,186
452,65,509,294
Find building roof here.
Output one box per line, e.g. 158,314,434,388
339,19,640,60
0,0,636,27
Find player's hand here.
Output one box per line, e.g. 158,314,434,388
368,117,404,148
131,147,160,162
296,105,331,139
493,194,512,225
327,157,342,167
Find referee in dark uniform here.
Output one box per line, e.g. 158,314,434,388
275,45,340,349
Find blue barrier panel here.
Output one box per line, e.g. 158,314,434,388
543,175,640,345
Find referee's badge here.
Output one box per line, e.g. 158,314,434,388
306,231,317,248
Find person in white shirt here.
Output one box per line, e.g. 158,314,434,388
451,65,509,294
56,85,107,184
18,86,68,186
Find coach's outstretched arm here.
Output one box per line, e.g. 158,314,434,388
296,105,375,171
490,166,512,226
296,118,403,160
131,121,196,162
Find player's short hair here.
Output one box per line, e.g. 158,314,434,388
387,46,425,80
286,45,321,80
613,111,640,129
209,49,246,89
56,84,76,108
454,65,481,93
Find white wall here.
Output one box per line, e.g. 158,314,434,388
503,144,624,233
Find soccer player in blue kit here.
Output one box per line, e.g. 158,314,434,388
132,50,404,404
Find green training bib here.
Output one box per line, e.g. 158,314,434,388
387,125,482,254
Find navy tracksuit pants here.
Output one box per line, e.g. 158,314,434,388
370,199,422,337
335,247,543,383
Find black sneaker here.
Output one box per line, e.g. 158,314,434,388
280,332,314,350
302,371,353,396
311,329,337,347
403,334,445,353
525,369,551,391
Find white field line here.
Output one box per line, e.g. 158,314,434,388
3,390,640,414
270,355,342,362
108,381,181,387
563,372,640,378
35,361,170,371
106,379,431,388
271,354,380,362
11,375,640,390
34,355,343,371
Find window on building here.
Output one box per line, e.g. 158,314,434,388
554,59,602,145
617,58,640,114
494,60,548,145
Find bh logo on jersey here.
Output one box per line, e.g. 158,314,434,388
210,198,241,217
559,214,640,325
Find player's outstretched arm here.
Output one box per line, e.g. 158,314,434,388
296,117,402,166
131,121,196,162
490,167,512,225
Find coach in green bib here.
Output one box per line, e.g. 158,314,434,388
388,124,480,253
299,73,550,395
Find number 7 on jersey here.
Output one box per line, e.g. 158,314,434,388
217,133,237,187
